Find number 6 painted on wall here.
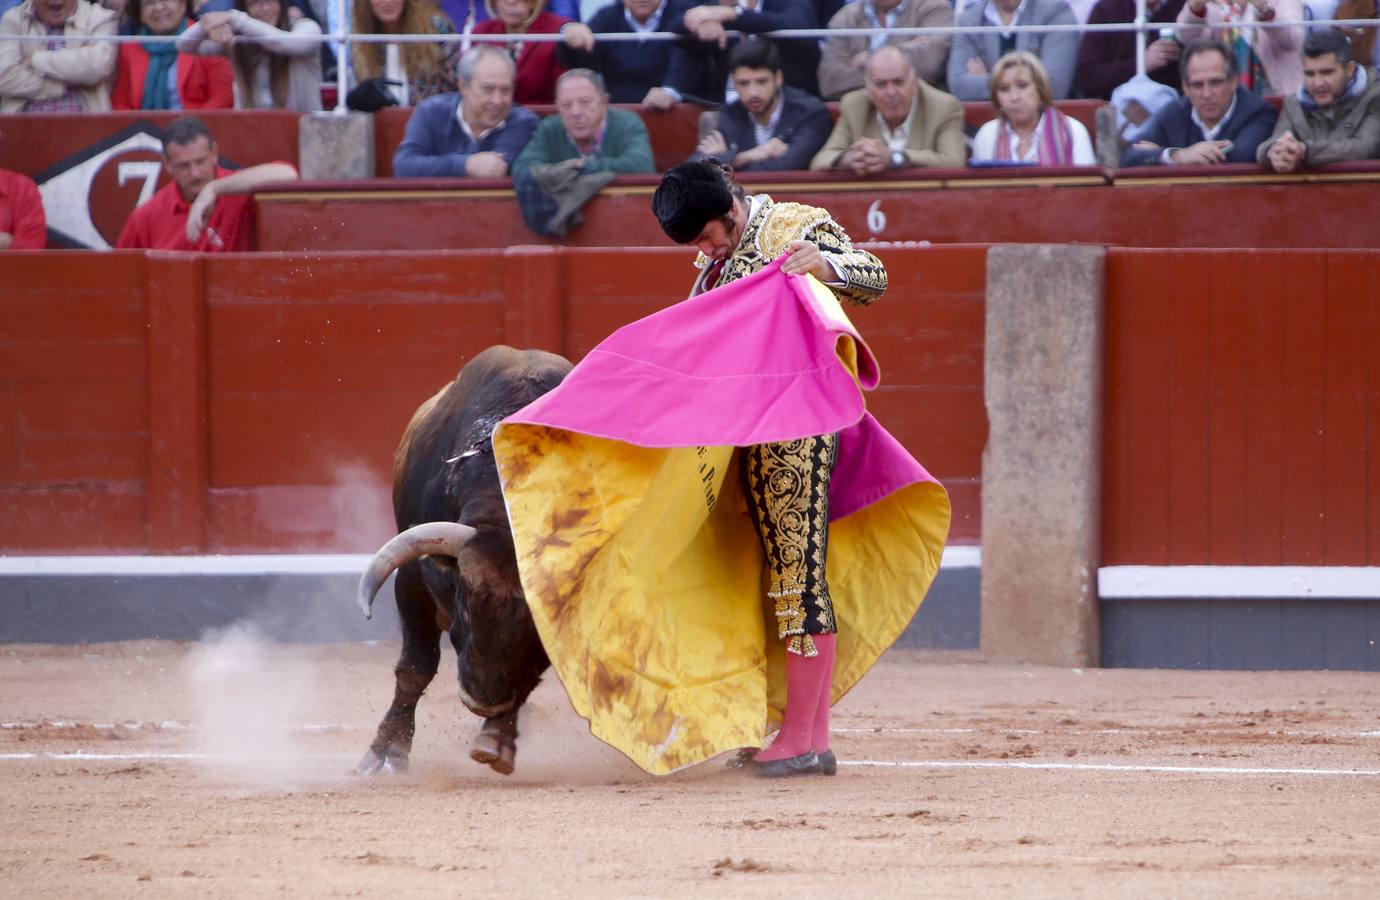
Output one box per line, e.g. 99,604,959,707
867,199,886,236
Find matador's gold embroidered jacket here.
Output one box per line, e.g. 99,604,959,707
689,194,888,305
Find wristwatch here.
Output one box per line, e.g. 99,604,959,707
890,149,907,169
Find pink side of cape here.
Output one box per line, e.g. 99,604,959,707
505,258,938,520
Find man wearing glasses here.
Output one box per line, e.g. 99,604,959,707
1120,38,1277,166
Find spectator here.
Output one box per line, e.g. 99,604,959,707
1259,29,1380,170
817,0,953,99
392,45,539,176
472,0,571,104
696,38,832,171
971,51,1096,164
676,0,821,99
0,0,118,112
811,45,965,172
441,0,573,29
1176,0,1305,95
0,131,46,250
351,0,459,107
1333,0,1376,68
948,0,1080,102
112,0,233,108
1077,0,1186,100
556,0,701,108
178,0,323,111
1120,38,1278,165
116,115,297,250
512,68,654,175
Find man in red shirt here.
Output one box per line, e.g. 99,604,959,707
0,128,46,250
116,115,297,251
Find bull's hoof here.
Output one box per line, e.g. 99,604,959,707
469,731,516,775
356,746,409,776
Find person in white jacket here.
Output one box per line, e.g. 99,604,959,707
178,0,322,111
0,0,118,113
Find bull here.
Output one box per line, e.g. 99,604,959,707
355,345,572,776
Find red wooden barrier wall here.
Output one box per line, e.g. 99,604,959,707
1102,248,1380,566
0,244,985,554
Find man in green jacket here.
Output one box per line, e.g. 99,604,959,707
512,69,655,177
1259,30,1380,173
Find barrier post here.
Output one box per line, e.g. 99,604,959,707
144,253,208,553
981,244,1105,667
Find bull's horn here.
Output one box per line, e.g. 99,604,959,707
357,522,477,619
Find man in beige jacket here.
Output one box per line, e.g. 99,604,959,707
811,45,965,174
0,0,118,113
817,0,953,99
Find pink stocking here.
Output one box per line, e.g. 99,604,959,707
810,634,836,753
754,638,832,762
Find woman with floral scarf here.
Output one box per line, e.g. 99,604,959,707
970,51,1097,166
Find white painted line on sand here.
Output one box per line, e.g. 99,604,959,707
844,760,1380,777
2,752,1377,777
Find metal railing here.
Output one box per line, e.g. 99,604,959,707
1,4,1377,115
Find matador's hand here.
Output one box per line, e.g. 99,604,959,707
780,240,836,282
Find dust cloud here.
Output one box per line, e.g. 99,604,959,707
185,623,337,789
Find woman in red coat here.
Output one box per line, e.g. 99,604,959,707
112,0,233,110
471,0,570,105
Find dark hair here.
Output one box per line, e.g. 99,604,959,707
125,0,194,32
1303,29,1352,65
162,115,213,153
652,158,744,244
1179,39,1237,81
726,36,782,75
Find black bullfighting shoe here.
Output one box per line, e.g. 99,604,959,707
753,750,822,778
818,749,837,776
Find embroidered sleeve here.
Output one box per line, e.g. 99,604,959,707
807,218,888,307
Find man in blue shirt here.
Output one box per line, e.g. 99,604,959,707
393,45,539,178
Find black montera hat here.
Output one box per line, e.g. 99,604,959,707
652,160,735,244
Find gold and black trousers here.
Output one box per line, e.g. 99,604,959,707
740,433,839,657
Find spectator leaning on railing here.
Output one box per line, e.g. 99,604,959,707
1258,29,1380,171
1176,0,1305,95
812,44,965,172
0,0,118,112
116,114,297,250
1076,0,1185,100
350,0,458,109
696,37,833,172
949,0,1081,102
556,0,701,109
971,50,1096,164
817,0,954,100
472,0,571,105
675,0,822,99
392,44,539,177
112,0,233,108
177,0,323,110
512,68,653,176
1120,38,1278,165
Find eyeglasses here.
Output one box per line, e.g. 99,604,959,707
1184,77,1229,93
143,0,181,8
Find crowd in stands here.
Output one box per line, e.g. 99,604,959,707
3,0,1380,250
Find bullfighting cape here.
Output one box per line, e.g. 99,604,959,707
491,259,950,775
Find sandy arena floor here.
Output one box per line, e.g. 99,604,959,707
1,637,1378,898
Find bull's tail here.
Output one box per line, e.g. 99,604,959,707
357,522,478,618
